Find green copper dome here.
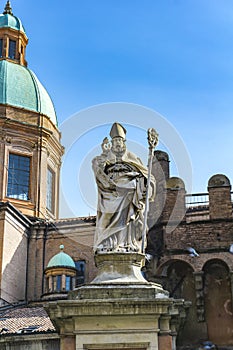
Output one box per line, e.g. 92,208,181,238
47,245,76,268
0,60,57,125
0,13,25,33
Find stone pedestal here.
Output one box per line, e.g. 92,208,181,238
46,253,186,350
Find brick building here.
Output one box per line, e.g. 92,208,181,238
0,2,232,350
147,152,233,348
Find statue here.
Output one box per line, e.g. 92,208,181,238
92,122,157,254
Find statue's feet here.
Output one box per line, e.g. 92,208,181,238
117,244,139,253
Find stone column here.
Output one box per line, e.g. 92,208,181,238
62,274,66,290
229,271,233,308
60,335,75,350
158,315,172,350
193,271,205,322
170,320,178,350
3,34,8,58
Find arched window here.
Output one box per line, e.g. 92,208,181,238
75,260,85,287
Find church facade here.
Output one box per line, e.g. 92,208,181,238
0,2,232,350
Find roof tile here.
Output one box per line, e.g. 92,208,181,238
0,306,56,335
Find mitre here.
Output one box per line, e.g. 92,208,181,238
110,122,127,140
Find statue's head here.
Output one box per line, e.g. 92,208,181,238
110,123,126,155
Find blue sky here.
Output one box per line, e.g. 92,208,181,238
12,1,233,217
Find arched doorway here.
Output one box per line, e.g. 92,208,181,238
159,260,200,345
203,259,233,345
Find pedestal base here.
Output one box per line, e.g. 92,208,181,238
46,253,188,350
70,253,169,300
92,252,147,283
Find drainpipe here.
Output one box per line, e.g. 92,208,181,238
25,227,30,302
41,222,48,295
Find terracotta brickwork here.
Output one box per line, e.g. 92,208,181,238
60,336,75,350
209,187,232,219
158,335,173,350
146,153,233,348
148,150,169,225
27,217,97,301
162,187,186,224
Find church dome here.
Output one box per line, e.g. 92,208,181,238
0,13,25,33
0,60,57,125
47,245,76,268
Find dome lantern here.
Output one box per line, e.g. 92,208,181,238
0,1,28,66
3,1,13,15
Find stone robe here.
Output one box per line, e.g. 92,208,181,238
92,149,155,253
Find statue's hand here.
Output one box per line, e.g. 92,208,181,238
109,179,116,190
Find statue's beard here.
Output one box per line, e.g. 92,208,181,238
112,144,126,157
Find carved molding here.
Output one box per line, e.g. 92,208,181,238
6,136,37,151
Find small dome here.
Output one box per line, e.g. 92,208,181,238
0,60,57,125
166,177,185,190
47,245,75,268
208,174,231,188
0,13,26,33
